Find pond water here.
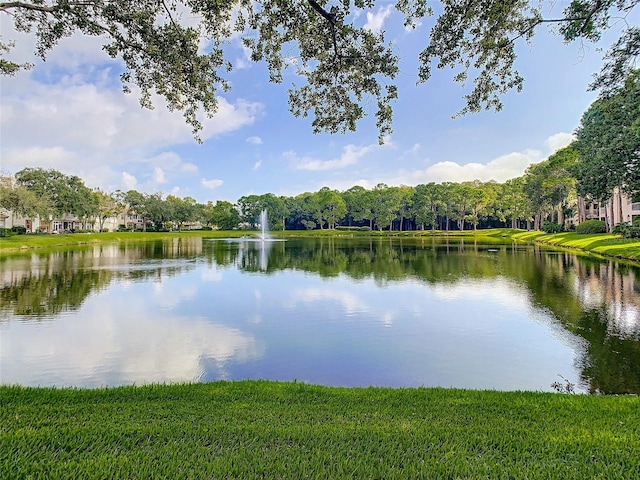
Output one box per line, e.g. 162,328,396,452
1,236,639,393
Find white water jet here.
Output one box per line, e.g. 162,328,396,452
258,209,269,240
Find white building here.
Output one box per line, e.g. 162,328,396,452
576,188,640,229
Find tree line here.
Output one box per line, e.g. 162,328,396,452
1,72,638,233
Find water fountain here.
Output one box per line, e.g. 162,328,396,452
258,209,269,241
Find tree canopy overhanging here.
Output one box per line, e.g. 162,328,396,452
1,0,638,141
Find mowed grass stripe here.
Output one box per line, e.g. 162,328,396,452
1,381,639,479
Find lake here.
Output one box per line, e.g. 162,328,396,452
1,236,639,393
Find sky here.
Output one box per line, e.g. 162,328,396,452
0,3,635,203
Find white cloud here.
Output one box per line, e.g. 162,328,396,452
152,167,167,185
181,162,199,173
235,45,254,69
416,149,544,183
365,5,393,33
121,172,138,190
305,132,569,193
286,144,372,171
1,71,262,161
202,178,224,189
1,146,79,172
545,132,575,153
253,160,262,170
385,132,575,185
0,67,259,194
246,136,263,145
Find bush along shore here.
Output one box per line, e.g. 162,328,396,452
1,381,639,479
1,228,639,263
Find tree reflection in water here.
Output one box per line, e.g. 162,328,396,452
1,236,638,393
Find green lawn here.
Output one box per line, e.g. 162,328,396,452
512,230,640,262
1,381,639,479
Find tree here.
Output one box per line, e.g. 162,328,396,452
495,177,531,229
92,190,118,231
163,195,192,230
544,146,579,228
2,1,636,140
145,192,170,229
370,183,402,231
207,200,241,230
237,194,264,228
574,71,640,202
411,183,439,230
15,167,95,225
437,183,458,231
0,182,51,223
463,181,493,231
342,186,370,227
122,190,150,231
314,187,347,229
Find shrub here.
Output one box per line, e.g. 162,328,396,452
11,226,27,235
576,220,607,234
541,222,563,234
612,222,628,235
101,228,109,233
612,221,640,239
0,228,15,237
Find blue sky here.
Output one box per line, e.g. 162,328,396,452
1,4,634,203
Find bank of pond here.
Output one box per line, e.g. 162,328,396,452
1,228,640,263
2,232,640,477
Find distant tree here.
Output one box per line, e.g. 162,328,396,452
92,190,118,231
495,177,531,229
237,195,264,228
341,186,370,227
370,183,403,231
394,186,414,231
259,193,289,231
411,183,439,230
123,190,150,231
146,193,171,229
0,182,51,222
208,200,241,230
463,181,493,231
438,183,458,231
166,195,198,231
15,167,95,224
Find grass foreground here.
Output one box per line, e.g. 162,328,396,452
1,381,639,479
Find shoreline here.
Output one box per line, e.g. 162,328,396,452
1,228,639,263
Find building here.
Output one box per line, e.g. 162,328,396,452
576,188,640,229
